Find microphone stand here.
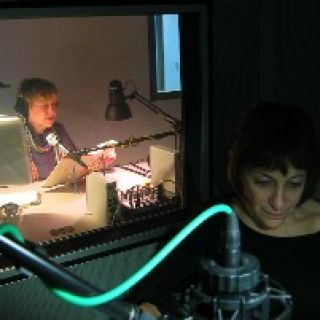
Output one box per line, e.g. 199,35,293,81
0,234,162,320
76,130,178,156
0,213,293,319
0,229,227,320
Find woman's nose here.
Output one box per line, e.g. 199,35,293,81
46,105,57,114
269,189,286,210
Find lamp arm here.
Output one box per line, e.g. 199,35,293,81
128,91,181,133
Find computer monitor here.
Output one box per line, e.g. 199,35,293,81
0,114,32,185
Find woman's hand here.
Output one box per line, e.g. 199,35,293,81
139,302,161,318
103,147,116,166
85,148,116,173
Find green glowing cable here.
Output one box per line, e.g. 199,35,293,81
0,204,233,307
53,204,233,306
0,223,25,243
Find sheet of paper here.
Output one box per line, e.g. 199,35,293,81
42,153,103,188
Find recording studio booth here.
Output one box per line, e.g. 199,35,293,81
1,0,320,319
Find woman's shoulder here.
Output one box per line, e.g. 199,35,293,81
298,198,320,216
294,198,320,234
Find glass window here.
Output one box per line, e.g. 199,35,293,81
149,14,181,100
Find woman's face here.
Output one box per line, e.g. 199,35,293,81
242,165,307,230
27,94,58,133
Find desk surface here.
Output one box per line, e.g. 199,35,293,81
0,181,100,242
0,163,151,242
0,162,185,284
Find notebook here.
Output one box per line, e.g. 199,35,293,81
42,154,99,188
0,114,32,185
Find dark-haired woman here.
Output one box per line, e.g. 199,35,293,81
129,102,320,320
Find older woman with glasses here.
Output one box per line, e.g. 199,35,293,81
14,77,116,181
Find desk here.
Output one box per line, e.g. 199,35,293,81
0,162,151,243
0,181,100,242
0,161,185,300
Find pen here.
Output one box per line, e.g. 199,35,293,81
0,186,9,188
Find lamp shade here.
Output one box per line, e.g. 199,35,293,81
105,80,132,121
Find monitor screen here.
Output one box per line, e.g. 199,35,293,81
0,114,32,185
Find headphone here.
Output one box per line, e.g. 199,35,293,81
14,95,28,118
14,78,58,119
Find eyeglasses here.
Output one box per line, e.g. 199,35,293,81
33,102,58,111
30,97,59,111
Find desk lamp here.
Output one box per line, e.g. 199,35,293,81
105,79,181,134
105,79,181,194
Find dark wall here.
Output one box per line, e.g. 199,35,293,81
212,0,320,195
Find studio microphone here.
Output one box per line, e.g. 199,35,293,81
178,213,292,320
46,133,87,169
224,213,241,268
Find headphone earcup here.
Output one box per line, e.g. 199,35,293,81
14,96,28,118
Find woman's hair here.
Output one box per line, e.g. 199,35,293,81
14,77,58,118
228,101,320,205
